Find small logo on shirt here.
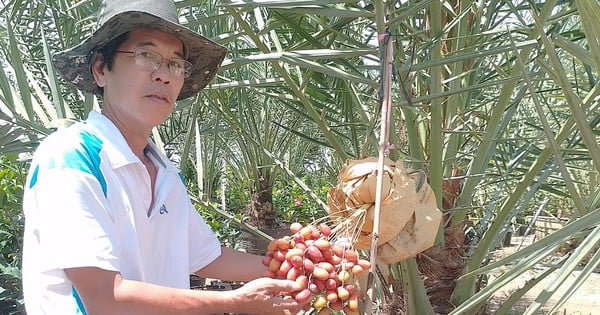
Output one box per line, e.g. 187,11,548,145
159,205,168,214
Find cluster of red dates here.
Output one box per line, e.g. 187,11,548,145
262,222,371,314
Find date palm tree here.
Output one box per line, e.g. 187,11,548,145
1,0,599,314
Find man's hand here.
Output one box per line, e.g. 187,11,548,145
66,267,306,315
228,277,309,315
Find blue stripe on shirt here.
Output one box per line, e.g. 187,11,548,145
72,286,88,315
28,127,107,197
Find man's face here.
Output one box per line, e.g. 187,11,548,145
94,29,186,133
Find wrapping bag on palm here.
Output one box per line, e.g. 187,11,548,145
327,157,442,264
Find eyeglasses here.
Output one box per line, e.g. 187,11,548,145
115,49,193,78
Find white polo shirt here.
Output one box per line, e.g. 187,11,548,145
22,111,221,315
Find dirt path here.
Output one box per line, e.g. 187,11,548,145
487,235,600,315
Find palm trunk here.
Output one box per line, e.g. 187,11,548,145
410,177,475,314
246,170,276,229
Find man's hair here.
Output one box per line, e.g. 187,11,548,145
91,32,130,94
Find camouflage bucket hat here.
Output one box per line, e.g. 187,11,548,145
52,0,227,100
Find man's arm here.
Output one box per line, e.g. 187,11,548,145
65,267,303,315
195,247,267,281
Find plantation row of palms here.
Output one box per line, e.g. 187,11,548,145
1,0,599,314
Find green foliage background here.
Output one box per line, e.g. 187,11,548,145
1,0,599,314
0,155,26,314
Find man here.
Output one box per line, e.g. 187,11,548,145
21,0,305,314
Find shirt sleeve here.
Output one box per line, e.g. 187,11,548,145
187,206,222,273
26,167,120,273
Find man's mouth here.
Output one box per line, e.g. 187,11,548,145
147,93,169,103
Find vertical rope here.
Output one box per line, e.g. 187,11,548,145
366,2,394,313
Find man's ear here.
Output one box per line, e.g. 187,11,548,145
91,53,107,87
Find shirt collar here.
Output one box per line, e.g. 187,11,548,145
85,111,178,173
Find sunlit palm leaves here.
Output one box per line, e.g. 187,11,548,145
1,0,599,314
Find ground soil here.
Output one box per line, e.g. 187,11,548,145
487,234,600,315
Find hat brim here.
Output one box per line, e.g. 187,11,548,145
52,11,227,100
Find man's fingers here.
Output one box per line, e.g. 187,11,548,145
265,278,302,292
270,295,304,314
